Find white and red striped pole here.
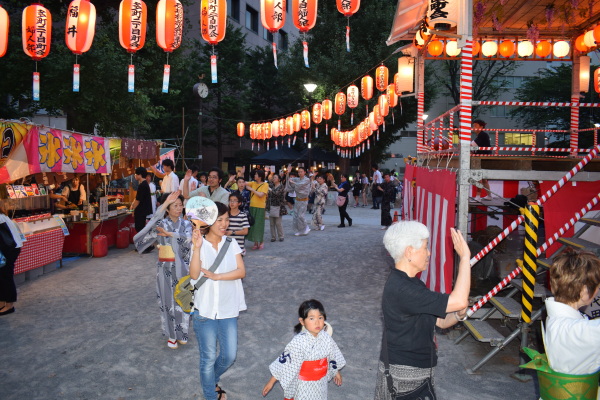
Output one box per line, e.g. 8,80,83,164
470,144,600,265
467,191,600,316
448,112,454,150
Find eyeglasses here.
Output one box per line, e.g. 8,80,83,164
229,199,239,203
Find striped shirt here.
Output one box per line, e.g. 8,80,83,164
228,211,250,253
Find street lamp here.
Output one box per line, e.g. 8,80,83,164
304,83,317,93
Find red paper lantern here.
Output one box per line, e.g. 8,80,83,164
594,68,600,93
374,105,383,125
322,99,333,120
273,119,281,137
335,92,346,115
286,116,294,135
575,34,589,53
119,0,147,53
498,40,514,57
375,65,388,92
264,122,272,139
535,41,552,58
293,113,301,132
427,40,444,56
312,103,322,124
361,75,373,100
156,0,183,52
201,0,227,45
0,5,9,58
261,0,286,33
368,112,377,131
65,0,96,55
249,124,255,140
22,3,52,60
237,122,245,137
387,83,398,108
472,41,481,55
292,0,317,32
337,0,360,16
301,110,311,130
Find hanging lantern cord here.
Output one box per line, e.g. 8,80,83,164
166,52,169,64
75,54,78,64
130,53,133,65
35,60,38,72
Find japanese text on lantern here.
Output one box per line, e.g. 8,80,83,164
173,2,183,48
297,0,308,27
66,5,79,38
29,9,48,56
205,0,219,40
272,1,283,23
130,2,143,49
430,0,449,20
340,0,351,11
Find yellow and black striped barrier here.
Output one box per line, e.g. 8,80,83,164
520,204,541,323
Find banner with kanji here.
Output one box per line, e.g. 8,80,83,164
23,126,111,176
413,167,457,293
0,120,113,184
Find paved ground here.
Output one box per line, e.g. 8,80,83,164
0,203,539,399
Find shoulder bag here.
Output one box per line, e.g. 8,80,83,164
174,237,232,313
336,195,346,206
382,323,436,400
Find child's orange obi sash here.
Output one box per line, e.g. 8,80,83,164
298,357,328,381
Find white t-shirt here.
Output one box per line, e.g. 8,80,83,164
148,182,157,216
544,297,600,375
161,171,179,194
191,237,246,319
373,170,383,184
179,177,198,206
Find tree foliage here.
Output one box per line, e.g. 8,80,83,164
430,59,518,116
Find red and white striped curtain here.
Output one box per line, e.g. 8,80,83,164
469,181,530,233
412,167,457,294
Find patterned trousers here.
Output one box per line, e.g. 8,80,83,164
312,202,325,227
293,200,308,233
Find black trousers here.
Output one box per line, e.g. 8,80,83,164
338,197,352,225
0,244,20,303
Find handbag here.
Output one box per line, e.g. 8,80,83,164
382,324,436,400
269,205,281,217
336,195,346,206
173,237,232,313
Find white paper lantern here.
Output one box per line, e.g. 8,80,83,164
481,41,498,57
553,41,570,58
584,30,596,48
445,40,461,56
517,40,534,57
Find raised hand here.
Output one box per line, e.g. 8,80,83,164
192,228,203,249
450,228,470,260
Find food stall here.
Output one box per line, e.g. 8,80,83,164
0,119,161,260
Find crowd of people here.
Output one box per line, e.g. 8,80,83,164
5,153,597,400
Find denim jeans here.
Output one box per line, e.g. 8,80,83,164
192,313,238,400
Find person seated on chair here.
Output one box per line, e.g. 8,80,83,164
544,249,600,379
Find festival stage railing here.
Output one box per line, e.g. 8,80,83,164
418,102,600,157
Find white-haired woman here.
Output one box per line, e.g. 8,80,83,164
374,221,471,399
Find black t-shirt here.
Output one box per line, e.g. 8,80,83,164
338,181,350,197
474,130,492,155
135,180,153,218
381,269,449,368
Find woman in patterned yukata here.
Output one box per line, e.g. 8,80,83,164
262,299,346,400
310,174,328,231
134,190,192,349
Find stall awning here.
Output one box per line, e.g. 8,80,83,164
387,0,428,46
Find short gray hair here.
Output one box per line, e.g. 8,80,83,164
383,221,430,263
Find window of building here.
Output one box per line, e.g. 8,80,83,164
246,6,258,33
228,0,240,22
504,132,533,146
490,105,507,117
263,29,273,42
279,29,288,50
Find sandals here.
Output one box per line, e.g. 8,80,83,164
215,385,227,400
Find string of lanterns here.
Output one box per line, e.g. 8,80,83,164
260,0,360,68
423,38,572,59
237,56,413,158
